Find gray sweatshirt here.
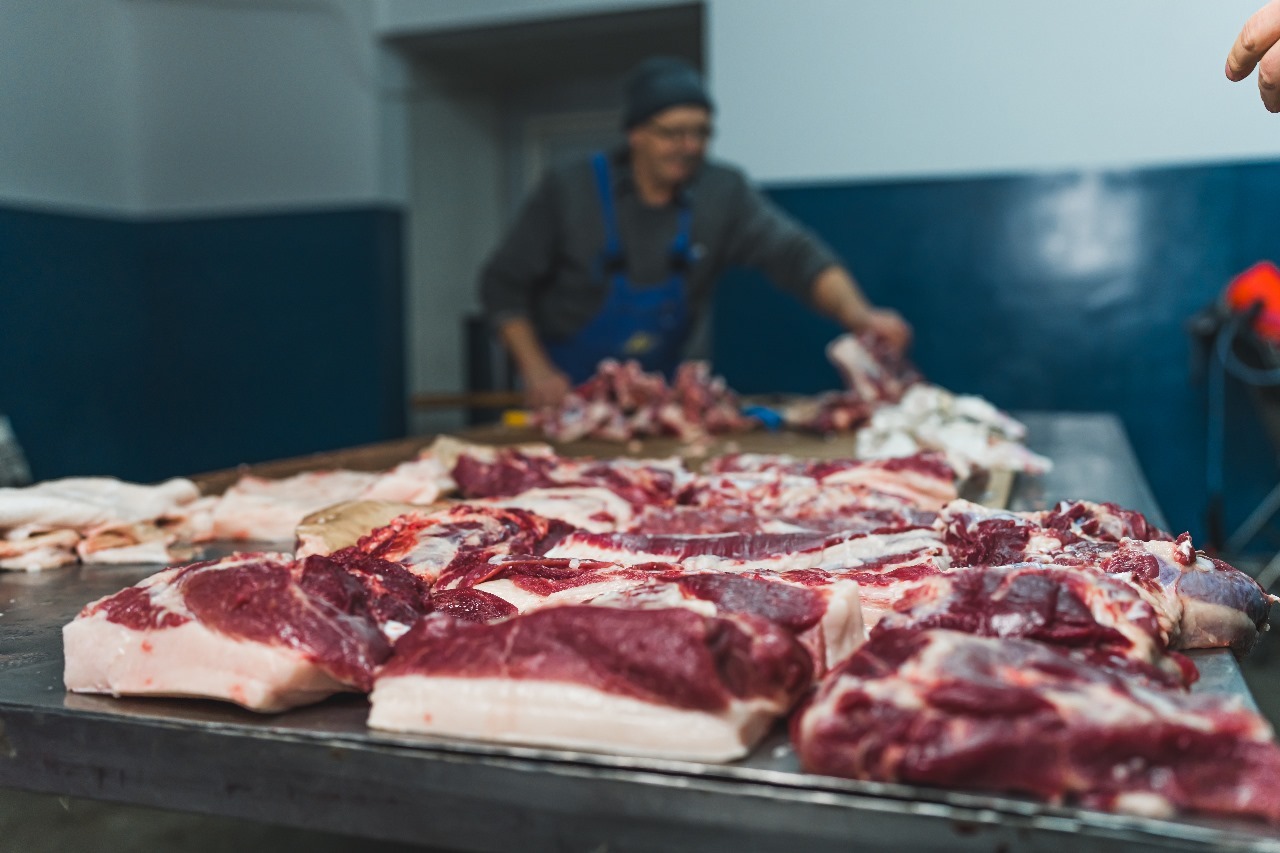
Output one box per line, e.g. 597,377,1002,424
479,147,840,347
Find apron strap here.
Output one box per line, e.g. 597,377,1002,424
591,153,624,270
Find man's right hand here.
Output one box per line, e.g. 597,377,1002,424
523,364,573,409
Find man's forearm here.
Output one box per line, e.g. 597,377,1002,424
497,316,556,376
810,265,874,332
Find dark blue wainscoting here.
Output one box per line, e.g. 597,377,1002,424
714,160,1280,545
0,205,405,483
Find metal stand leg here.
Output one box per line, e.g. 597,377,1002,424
1226,480,1280,555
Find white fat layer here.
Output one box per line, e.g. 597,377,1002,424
399,536,461,580
0,544,79,571
1111,792,1176,820
485,487,634,532
62,613,348,713
78,539,173,565
210,471,380,541
367,675,780,762
545,530,942,576
0,476,200,530
813,580,866,668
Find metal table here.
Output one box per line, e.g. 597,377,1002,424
1,412,1275,852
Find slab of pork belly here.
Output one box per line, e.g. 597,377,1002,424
464,558,865,674
64,553,388,712
369,606,811,761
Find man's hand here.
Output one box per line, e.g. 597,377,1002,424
523,363,572,410
1227,0,1280,112
863,308,913,355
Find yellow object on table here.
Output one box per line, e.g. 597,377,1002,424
502,410,533,428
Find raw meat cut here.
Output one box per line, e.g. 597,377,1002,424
368,606,811,761
298,548,433,642
451,446,688,507
793,629,1280,823
350,504,571,586
873,564,1193,686
1099,536,1274,655
63,552,390,711
825,333,921,406
458,558,864,674
632,571,864,674
702,451,957,510
940,500,1275,653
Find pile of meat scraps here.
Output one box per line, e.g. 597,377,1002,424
855,384,1053,478
539,359,754,443
61,440,1280,827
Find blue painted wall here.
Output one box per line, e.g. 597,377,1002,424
714,160,1280,545
0,205,405,482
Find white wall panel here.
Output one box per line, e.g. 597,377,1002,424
128,0,399,215
708,0,1280,184
0,0,135,213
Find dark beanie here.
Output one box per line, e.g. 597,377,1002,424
622,57,713,129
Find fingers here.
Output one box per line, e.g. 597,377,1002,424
524,370,571,409
1261,36,1280,112
1226,0,1280,86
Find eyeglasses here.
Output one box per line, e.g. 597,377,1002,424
645,122,714,143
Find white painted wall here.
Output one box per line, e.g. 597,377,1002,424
4,0,1277,216
127,0,402,215
708,0,1280,184
0,0,136,214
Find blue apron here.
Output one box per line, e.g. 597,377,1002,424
545,152,693,384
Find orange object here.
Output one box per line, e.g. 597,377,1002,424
1225,261,1280,342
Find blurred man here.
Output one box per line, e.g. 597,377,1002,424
479,57,910,408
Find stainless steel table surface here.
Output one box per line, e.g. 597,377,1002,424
1,412,1275,852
